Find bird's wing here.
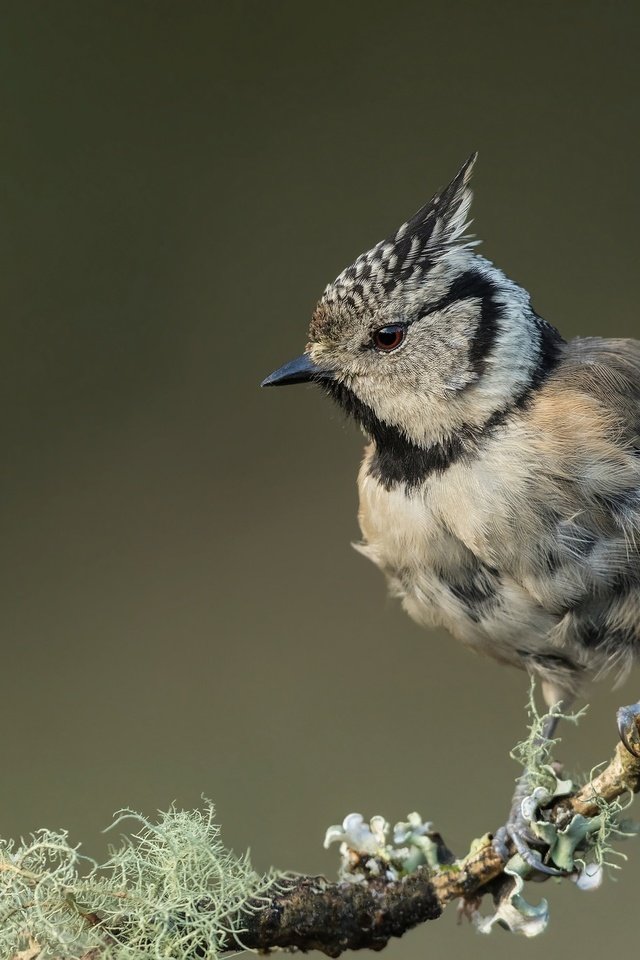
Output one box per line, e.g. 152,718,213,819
560,336,640,443
500,337,640,687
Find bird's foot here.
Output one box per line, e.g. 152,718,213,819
616,701,640,757
495,762,571,878
493,822,566,877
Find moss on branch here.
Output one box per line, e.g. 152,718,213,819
4,701,640,959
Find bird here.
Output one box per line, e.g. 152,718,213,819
261,155,640,863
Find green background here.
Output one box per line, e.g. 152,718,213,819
1,1,639,956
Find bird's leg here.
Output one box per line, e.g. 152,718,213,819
494,702,568,877
617,701,640,757
498,697,640,871
506,709,560,825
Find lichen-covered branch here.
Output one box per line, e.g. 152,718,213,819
222,702,640,953
223,871,442,957
567,740,640,817
204,702,640,954
5,702,640,960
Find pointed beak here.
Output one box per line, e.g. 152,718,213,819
261,353,333,387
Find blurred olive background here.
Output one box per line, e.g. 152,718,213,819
1,1,639,956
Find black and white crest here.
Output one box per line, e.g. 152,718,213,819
304,153,565,484
321,153,477,311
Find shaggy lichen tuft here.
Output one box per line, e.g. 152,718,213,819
0,802,279,960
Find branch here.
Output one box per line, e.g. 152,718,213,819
223,871,442,957
6,703,640,960
223,704,640,955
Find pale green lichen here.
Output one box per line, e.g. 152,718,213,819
324,811,448,881
474,859,550,937
473,686,637,936
509,683,586,791
510,686,635,879
571,771,639,873
3,694,637,955
0,802,279,960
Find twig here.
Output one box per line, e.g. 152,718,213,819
222,704,640,955
11,705,640,959
224,872,442,957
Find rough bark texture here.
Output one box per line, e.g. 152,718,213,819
222,702,640,955
568,740,640,817
10,704,640,959
225,872,442,957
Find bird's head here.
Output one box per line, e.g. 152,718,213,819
263,155,552,453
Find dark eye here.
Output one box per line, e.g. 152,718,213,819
373,323,406,352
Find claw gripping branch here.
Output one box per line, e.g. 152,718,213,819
5,702,640,959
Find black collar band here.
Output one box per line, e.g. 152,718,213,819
324,318,564,490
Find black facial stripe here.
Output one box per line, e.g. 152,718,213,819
468,283,501,378
409,271,502,379
324,379,505,488
510,316,565,410
324,316,565,490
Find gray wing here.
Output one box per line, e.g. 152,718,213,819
514,337,640,695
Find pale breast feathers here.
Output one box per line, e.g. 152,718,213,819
356,337,640,693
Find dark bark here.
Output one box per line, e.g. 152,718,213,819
224,872,441,957
11,703,640,960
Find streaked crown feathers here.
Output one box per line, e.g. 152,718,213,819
313,152,478,326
